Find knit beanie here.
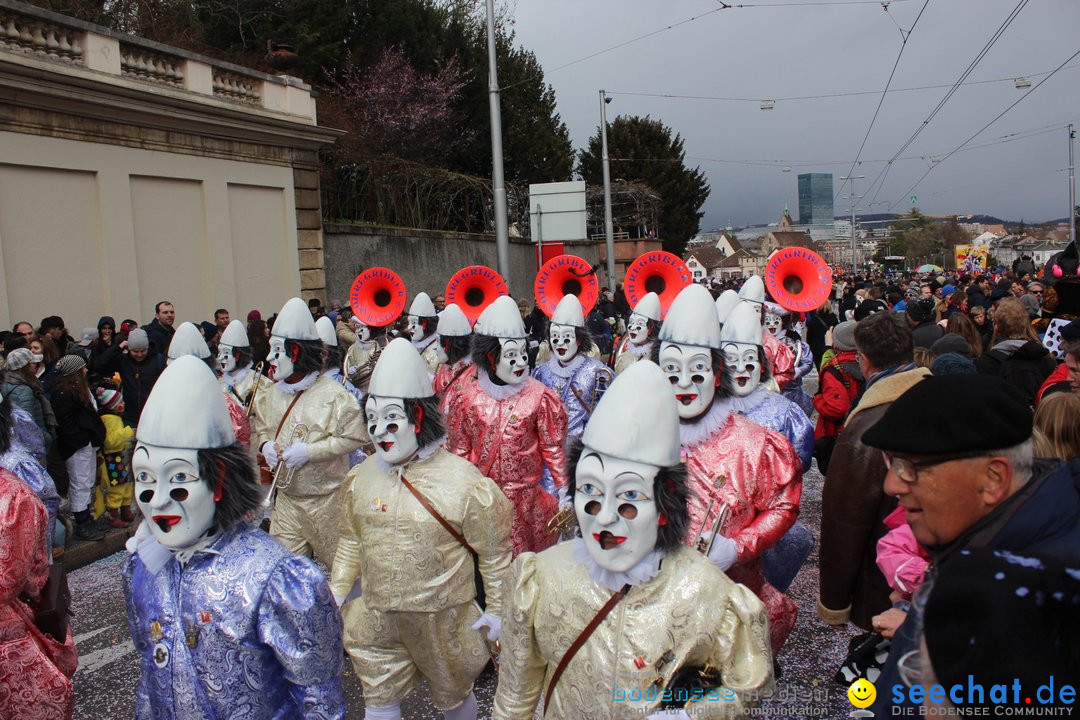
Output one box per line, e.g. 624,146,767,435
127,328,149,350
95,387,123,411
930,352,976,376
56,354,86,376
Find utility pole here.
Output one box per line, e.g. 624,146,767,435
600,90,616,289
840,175,864,271
485,0,510,286
1069,123,1076,248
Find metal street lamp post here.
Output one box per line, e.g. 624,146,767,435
486,0,510,286
600,90,616,290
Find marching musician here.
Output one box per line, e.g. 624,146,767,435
406,292,442,376
738,276,795,391
763,303,815,417
431,303,475,413
344,316,390,397
611,291,661,375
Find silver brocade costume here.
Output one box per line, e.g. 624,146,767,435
491,544,774,720
253,375,367,563
779,337,814,418
446,375,568,555
344,339,381,395
122,526,345,720
730,386,814,472
330,448,513,709
413,334,442,376
612,337,654,375
532,354,613,440
680,408,801,653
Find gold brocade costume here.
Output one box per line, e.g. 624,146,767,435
492,544,774,720
330,448,513,710
253,375,367,564
612,337,653,376
416,335,442,377
344,339,385,395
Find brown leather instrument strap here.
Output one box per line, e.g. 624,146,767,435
399,473,477,557
447,362,474,392
273,391,305,444
568,384,593,415
543,583,631,716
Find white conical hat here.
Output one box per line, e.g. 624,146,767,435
632,292,662,322
720,301,764,347
167,322,210,360
219,319,249,348
368,337,434,398
551,294,585,328
409,292,437,318
271,297,319,341
581,361,680,467
763,301,789,317
659,284,722,349
738,275,765,304
315,316,337,347
714,290,740,325
473,296,526,339
437,303,472,337
137,356,235,448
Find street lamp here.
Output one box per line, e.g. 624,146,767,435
485,0,510,284
600,90,616,289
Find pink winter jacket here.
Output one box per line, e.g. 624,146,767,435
875,506,929,597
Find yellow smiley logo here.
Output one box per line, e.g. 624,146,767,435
848,678,876,708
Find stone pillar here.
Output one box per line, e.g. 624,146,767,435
293,151,325,304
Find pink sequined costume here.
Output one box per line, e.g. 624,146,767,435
446,373,568,555
433,359,474,414
679,403,802,654
762,332,795,391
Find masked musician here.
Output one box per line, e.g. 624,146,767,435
253,297,366,565
123,356,344,720
533,294,613,443
657,284,801,655
407,292,441,376
330,338,512,720
764,304,814,418
217,319,272,419
344,317,390,397
432,303,474,413
738,276,795,391
492,361,774,720
446,296,568,555
169,321,249,445
611,292,661,375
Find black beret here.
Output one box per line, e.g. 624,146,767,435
854,299,888,321
862,375,1032,454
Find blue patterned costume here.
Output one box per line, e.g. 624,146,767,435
123,525,345,720
0,406,59,553
531,354,613,441
780,338,815,418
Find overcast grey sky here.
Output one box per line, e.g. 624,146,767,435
509,0,1080,232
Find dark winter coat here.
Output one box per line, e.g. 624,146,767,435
49,388,105,459
911,319,945,349
92,344,166,427
142,319,175,356
974,339,1057,406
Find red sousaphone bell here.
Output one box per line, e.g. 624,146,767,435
349,267,407,327
623,251,693,317
445,266,508,325
534,254,599,317
765,247,834,312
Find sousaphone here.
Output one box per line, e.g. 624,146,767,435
534,254,599,317
349,267,407,327
623,251,693,318
445,266,508,325
764,247,834,312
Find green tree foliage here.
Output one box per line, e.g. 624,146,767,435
881,209,969,267
579,115,709,257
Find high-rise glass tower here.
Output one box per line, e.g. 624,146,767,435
798,173,833,226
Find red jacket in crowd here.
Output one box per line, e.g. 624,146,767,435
813,350,862,439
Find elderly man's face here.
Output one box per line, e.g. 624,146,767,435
14,322,34,341
920,286,933,299
434,295,446,312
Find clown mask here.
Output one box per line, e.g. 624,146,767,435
626,313,650,345
550,324,579,363
216,344,237,375
435,337,450,366
266,337,294,381
723,342,761,397
494,338,529,384
354,321,372,343
407,315,427,342
366,396,419,466
575,450,660,573
134,444,216,550
658,342,716,419
764,311,783,337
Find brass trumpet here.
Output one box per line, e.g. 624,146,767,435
546,506,574,536
268,423,309,498
695,475,730,556
347,340,383,389
245,362,265,418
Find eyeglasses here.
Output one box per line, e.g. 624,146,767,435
881,451,990,484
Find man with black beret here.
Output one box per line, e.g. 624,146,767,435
906,297,943,349
861,374,1080,716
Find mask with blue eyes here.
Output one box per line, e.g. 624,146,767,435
722,341,761,397
495,338,529,385
366,396,420,466
574,450,660,572
658,341,716,420
133,444,217,550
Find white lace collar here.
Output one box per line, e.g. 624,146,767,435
679,398,733,449
571,537,663,591
728,386,767,415
477,370,526,399
322,367,342,382
545,353,585,378
222,365,251,388
174,531,222,567
627,341,653,357
376,438,446,476
353,338,375,351
412,333,438,352
275,371,319,395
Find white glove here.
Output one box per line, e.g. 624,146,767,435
646,711,692,720
703,534,739,572
261,441,279,467
470,613,502,642
346,364,359,376
282,442,310,469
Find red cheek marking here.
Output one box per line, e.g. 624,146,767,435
414,406,424,434
658,514,667,526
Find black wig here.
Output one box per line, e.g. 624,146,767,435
565,439,690,552
471,334,504,380
230,345,254,370
413,315,437,338
402,396,446,449
324,343,344,375
283,338,325,377
442,334,473,365
545,321,596,356
197,443,265,531
0,392,11,455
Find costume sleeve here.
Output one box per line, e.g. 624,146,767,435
121,558,154,719
251,377,276,450
491,553,547,720
786,404,815,473
0,479,48,603
336,321,356,347
258,555,345,720
732,432,801,564
812,367,852,422
329,471,364,602
536,389,569,490
306,391,366,463
445,396,473,460
685,581,774,715
462,475,514,618
103,415,135,453
875,524,928,596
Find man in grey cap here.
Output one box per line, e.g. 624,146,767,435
92,328,165,427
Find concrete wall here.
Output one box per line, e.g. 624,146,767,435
324,224,601,308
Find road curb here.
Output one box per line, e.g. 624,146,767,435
61,525,137,572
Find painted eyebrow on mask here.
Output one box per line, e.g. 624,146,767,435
582,452,605,470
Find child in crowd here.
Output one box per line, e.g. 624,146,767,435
93,387,135,528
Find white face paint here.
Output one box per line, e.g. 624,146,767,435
575,450,660,573
764,311,783,337
267,337,294,381
495,338,529,384
549,324,579,363
133,444,216,550
658,342,716,419
354,322,372,343
407,315,427,342
722,342,762,397
626,313,650,344
217,344,237,375
435,337,450,366
365,396,419,466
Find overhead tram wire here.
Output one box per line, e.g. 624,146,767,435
863,0,1029,208
889,46,1080,212
834,0,932,203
